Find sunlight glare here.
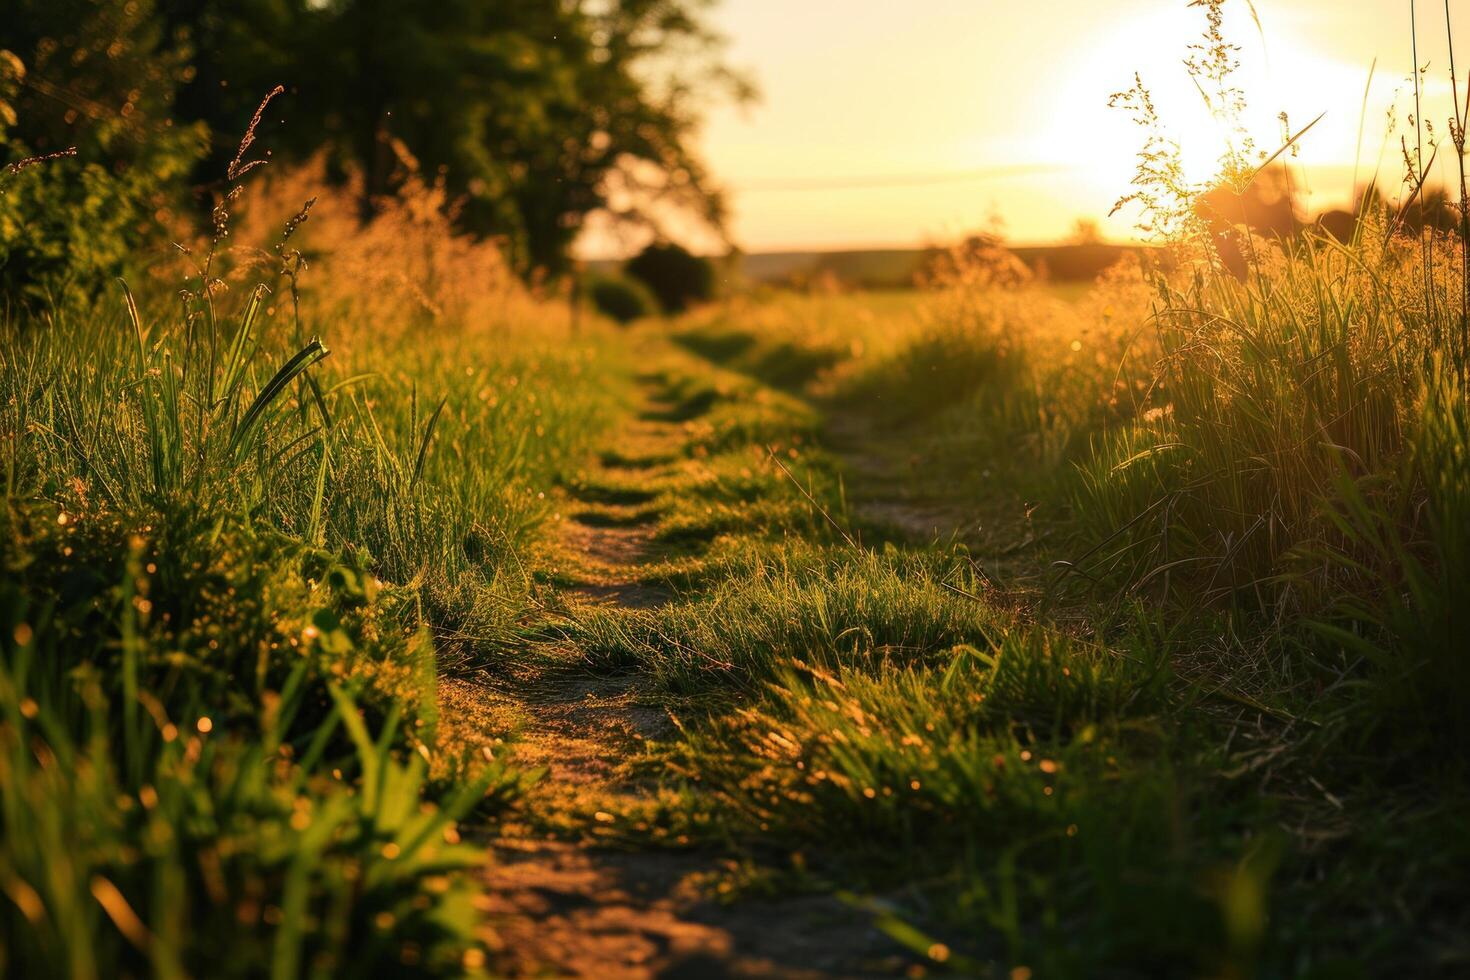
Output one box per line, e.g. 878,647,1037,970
1042,3,1376,233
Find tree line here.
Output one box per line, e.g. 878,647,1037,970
1,0,750,301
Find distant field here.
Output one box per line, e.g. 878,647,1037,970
592,242,1149,290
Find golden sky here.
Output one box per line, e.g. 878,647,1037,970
685,0,1462,252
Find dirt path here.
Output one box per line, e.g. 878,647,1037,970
823,408,1049,600
464,379,907,979
824,411,980,545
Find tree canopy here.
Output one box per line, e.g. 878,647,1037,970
3,0,749,287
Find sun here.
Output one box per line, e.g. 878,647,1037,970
1081,6,1292,181
1040,2,1362,228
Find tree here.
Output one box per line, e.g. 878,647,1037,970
1067,218,1103,246
158,0,752,276
624,241,714,313
1194,166,1301,278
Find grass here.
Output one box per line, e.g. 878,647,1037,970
670,636,1221,976
7,191,1468,975
0,155,619,974
0,493,511,976
651,228,1470,972
544,326,1277,975
575,543,999,691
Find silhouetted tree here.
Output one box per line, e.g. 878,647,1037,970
1401,186,1460,236
1314,183,1463,245
916,233,1032,289
1195,166,1300,277
587,274,657,325
625,241,714,313
1315,207,1359,243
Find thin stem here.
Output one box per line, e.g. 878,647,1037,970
1412,0,1436,338
1449,0,1470,376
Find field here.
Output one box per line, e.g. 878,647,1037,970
4,2,1470,977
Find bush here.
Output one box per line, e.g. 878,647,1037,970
0,4,207,304
586,273,657,325
625,242,716,314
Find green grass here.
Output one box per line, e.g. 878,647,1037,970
0,179,620,972
670,635,1237,976
575,543,998,692
0,496,513,976
549,332,1274,975
674,237,1470,759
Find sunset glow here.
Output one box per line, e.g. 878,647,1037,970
686,0,1465,253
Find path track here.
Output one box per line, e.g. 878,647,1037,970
463,377,905,979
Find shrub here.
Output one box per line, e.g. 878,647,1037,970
625,241,716,314
586,273,657,325
0,3,207,304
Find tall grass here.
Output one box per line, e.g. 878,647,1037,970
655,220,1469,972
800,9,1470,753
0,101,621,974
1066,207,1470,749
892,227,1470,751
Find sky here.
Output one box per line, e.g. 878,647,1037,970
634,0,1466,254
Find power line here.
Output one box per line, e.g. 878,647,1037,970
730,163,1074,193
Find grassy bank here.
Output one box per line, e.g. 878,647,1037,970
652,227,1469,973
0,165,623,974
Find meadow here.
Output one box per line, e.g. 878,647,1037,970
6,182,1466,975
3,3,1469,977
